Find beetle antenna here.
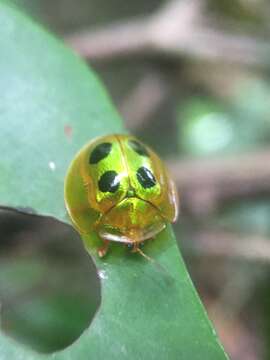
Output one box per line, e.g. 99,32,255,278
136,247,173,281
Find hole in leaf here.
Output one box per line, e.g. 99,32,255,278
0,208,101,353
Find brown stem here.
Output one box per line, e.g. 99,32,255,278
168,148,270,214
188,229,270,263
65,0,270,67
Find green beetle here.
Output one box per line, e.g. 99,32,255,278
64,134,178,257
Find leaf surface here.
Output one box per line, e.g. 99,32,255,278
0,3,229,359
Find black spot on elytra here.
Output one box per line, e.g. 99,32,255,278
136,166,156,189
89,142,112,164
128,139,149,157
98,171,120,193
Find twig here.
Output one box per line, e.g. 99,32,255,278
168,148,270,214
65,0,202,60
66,17,150,61
188,229,270,263
119,71,170,130
65,0,270,67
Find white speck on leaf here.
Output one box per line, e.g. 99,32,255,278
98,270,108,280
121,345,127,355
49,161,56,171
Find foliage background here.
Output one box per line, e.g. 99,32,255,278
1,1,270,359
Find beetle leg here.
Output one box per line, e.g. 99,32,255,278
131,242,139,253
98,240,110,258
127,243,133,250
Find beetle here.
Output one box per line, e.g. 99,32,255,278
64,134,178,257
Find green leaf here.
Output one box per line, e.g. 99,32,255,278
177,89,270,159
0,3,229,360
176,97,237,157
